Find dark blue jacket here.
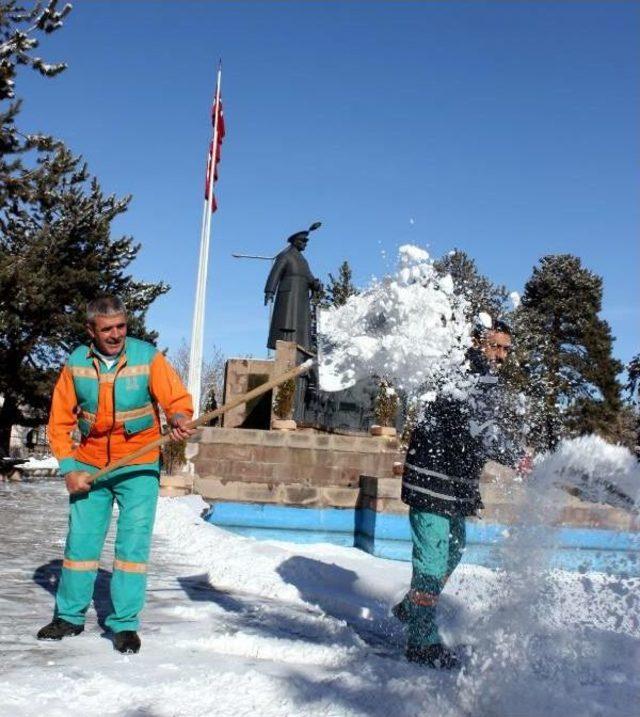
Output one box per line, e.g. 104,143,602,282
401,351,525,517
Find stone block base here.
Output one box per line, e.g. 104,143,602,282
160,473,193,498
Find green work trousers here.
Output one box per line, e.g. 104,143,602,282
54,462,159,633
404,508,466,649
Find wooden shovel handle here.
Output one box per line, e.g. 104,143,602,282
86,358,314,483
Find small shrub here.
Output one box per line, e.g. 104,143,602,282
162,437,186,474
374,380,398,427
273,378,296,420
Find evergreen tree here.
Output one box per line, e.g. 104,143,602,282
511,255,623,450
315,260,359,310
624,353,640,452
0,145,169,450
1,1,70,202
627,354,640,405
323,261,358,308
0,2,168,450
434,249,510,323
311,260,358,350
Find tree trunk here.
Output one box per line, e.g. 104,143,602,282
545,313,562,450
0,394,18,454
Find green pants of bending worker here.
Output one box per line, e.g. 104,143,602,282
54,462,159,633
403,508,466,649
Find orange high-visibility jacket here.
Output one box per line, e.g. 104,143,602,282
48,338,193,474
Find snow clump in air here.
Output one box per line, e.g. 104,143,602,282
317,244,473,399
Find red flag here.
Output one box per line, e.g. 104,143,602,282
213,97,225,138
204,97,225,210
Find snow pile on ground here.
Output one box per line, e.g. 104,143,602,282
1,481,639,717
20,455,59,471
317,245,472,399
159,496,640,717
533,435,640,513
153,495,303,603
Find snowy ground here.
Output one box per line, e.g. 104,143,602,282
1,480,639,717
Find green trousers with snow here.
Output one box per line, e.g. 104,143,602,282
403,508,466,649
54,462,159,633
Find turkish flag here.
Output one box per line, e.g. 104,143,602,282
204,98,225,210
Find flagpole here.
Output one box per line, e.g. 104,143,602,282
188,62,222,419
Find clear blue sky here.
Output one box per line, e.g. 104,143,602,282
17,1,640,364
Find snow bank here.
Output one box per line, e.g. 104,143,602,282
154,496,302,603
155,494,639,717
1,480,638,717
317,244,473,399
20,455,59,470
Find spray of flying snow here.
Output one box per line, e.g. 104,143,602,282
317,245,473,398
453,435,640,715
510,291,521,310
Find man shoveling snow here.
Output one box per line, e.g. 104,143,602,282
37,296,195,654
396,316,531,669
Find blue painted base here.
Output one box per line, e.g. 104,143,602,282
204,502,640,576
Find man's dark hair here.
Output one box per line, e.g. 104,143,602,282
473,315,513,340
493,319,512,336
86,296,127,323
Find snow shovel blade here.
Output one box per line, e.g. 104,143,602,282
554,467,638,514
316,307,357,392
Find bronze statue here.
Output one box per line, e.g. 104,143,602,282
264,222,322,351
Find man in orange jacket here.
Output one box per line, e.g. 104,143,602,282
37,296,194,653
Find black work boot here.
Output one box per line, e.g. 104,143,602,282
37,618,84,641
113,630,141,654
391,600,410,623
406,643,460,669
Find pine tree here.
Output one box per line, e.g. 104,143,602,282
324,261,358,308
1,1,71,203
311,260,359,350
627,354,640,405
0,3,168,450
434,249,510,323
0,145,169,450
511,255,623,450
624,353,640,452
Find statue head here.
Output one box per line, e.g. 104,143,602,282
287,231,309,252
286,221,322,252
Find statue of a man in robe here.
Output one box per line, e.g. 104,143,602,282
264,222,322,351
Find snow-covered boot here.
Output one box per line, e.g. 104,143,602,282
37,618,84,641
113,630,141,654
406,643,460,669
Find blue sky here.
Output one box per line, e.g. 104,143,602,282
17,1,639,364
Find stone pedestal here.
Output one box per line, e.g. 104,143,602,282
221,358,274,428
222,341,313,430
370,426,397,437
159,473,194,497
192,426,402,508
271,419,297,431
